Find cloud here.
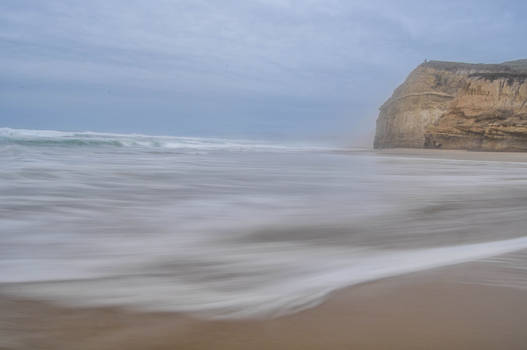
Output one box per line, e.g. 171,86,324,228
1,0,526,140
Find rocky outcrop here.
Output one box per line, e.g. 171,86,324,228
374,60,527,151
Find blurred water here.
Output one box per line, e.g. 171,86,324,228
1,128,527,318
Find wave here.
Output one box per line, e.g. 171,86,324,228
0,127,336,152
3,236,527,319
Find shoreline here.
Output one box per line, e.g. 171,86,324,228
373,147,527,161
3,261,527,349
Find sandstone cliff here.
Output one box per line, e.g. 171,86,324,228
374,59,527,151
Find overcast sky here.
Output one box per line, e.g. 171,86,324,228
1,0,526,144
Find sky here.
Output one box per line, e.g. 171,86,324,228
1,0,527,144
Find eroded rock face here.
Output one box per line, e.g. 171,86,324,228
374,60,527,151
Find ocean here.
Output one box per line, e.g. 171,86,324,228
1,127,527,318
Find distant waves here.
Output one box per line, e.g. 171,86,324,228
0,127,334,152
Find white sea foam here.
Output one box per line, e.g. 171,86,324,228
3,237,527,319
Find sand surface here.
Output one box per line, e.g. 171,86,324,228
375,147,527,161
2,262,527,350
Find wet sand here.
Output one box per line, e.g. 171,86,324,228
2,262,527,350
375,147,527,162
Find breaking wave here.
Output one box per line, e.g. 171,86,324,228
0,127,333,152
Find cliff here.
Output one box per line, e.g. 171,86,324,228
374,59,527,151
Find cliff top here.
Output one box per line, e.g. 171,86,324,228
421,59,527,73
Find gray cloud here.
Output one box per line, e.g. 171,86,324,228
1,0,526,142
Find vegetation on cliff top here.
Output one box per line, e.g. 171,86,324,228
421,59,527,74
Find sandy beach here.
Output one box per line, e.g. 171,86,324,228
2,258,527,350
375,148,527,162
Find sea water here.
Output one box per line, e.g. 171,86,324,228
1,128,527,318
